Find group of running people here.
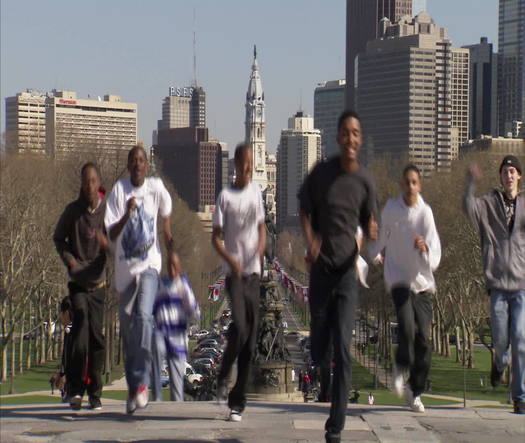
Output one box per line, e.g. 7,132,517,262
53,109,524,443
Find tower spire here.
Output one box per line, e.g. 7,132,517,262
254,44,257,60
192,8,197,87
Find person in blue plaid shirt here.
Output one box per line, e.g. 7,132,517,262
151,253,200,401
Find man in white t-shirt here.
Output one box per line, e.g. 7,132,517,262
104,145,181,414
212,143,266,422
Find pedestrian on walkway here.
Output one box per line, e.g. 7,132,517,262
369,164,441,413
298,110,378,443
463,156,524,414
53,162,108,411
151,264,200,402
212,142,266,422
105,145,181,414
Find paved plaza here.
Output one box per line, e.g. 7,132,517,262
1,400,524,443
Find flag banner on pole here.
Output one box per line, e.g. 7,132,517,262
272,260,309,299
208,275,226,301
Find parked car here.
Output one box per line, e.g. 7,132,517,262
194,346,221,356
195,342,222,352
197,338,220,347
192,329,210,340
191,357,215,370
200,331,223,341
202,352,223,362
185,363,203,384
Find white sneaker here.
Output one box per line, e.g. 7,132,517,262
229,409,242,422
135,384,149,409
406,388,425,413
392,364,405,397
412,396,425,413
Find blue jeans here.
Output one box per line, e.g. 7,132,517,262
119,268,159,394
490,289,525,402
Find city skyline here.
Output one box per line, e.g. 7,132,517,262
1,0,498,155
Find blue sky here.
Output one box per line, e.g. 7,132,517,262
1,0,498,154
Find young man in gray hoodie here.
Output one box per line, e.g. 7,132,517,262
464,155,524,414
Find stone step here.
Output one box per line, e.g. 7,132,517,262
246,391,304,402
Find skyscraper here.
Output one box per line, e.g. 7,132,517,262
155,127,225,212
463,37,498,139
314,79,346,158
276,111,321,232
357,13,469,173
157,86,206,131
498,0,525,137
5,89,47,154
245,46,267,190
345,0,413,109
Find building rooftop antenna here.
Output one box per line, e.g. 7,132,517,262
192,8,198,87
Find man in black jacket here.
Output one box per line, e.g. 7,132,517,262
54,162,108,411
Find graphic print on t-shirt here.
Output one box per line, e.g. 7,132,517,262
121,202,155,262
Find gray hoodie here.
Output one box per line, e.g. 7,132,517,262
463,175,525,292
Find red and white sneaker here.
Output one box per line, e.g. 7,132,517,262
135,384,149,409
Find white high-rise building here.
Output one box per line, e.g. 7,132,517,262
245,46,267,190
276,111,321,232
157,86,206,130
5,89,48,154
46,90,137,158
5,89,138,158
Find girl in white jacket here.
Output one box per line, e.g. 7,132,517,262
369,164,441,413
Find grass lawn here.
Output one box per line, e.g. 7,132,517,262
351,358,460,406
0,361,125,396
356,344,511,404
0,394,62,406
428,348,510,403
0,361,59,395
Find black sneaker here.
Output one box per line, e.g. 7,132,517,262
514,401,525,414
490,363,504,388
69,395,82,411
325,432,341,443
88,397,102,410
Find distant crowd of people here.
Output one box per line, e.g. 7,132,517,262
53,109,524,443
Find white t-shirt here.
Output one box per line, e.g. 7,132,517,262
104,177,172,292
212,182,265,276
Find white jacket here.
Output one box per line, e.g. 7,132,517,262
369,194,441,294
